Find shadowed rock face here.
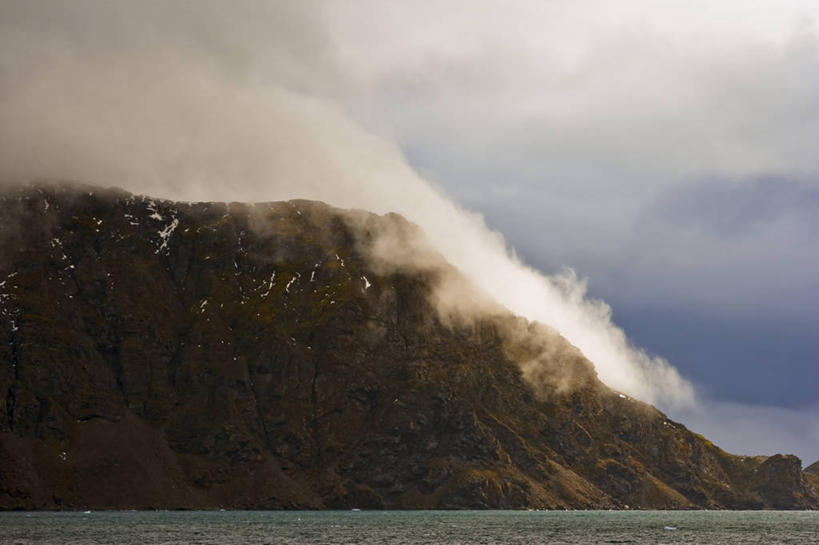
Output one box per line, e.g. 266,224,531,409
805,462,819,498
0,182,816,510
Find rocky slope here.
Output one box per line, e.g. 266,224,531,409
0,182,816,510
805,461,819,497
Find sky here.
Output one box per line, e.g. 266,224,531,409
0,1,817,463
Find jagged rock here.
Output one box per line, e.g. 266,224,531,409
0,182,815,510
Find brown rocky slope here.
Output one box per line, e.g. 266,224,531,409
805,461,819,498
0,182,815,510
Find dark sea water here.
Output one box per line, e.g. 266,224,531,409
1,510,817,545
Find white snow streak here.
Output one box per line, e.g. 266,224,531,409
146,200,163,221
156,217,179,253
285,273,300,293
261,271,276,297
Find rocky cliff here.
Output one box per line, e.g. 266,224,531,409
805,461,819,497
0,182,816,510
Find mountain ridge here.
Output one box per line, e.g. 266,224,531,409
0,182,815,509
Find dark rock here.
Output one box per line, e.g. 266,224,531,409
0,181,815,510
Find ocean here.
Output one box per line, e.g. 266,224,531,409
1,510,817,544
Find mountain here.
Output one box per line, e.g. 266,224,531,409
0,182,815,510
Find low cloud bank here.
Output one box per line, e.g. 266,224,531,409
0,54,693,409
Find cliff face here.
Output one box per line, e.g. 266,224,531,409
805,462,819,497
0,183,815,510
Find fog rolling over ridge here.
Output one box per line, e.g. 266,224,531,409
0,2,694,409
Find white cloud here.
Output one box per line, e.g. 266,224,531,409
320,1,819,319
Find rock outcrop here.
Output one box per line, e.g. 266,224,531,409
805,461,819,498
0,182,815,510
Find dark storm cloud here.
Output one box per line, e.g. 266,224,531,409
647,178,819,237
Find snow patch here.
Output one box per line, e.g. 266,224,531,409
156,218,179,254
362,276,371,290
146,200,163,221
260,271,276,297
285,273,301,294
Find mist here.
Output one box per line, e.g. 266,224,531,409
0,1,701,408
